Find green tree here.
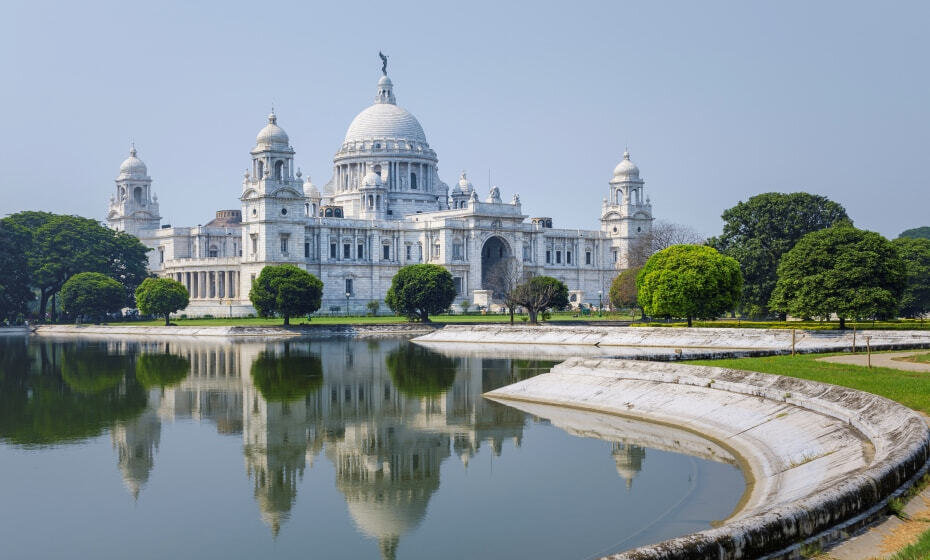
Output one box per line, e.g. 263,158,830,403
366,300,381,316
609,267,643,320
709,193,849,317
250,347,323,402
135,353,191,389
60,272,126,323
249,265,323,325
899,227,930,240
2,212,150,319
385,345,456,397
637,245,742,327
0,220,33,323
891,237,930,318
385,264,456,322
769,226,905,329
511,275,569,324
135,277,190,325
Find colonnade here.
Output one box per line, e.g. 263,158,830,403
172,270,239,300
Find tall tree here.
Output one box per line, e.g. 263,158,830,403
511,275,569,324
385,264,456,322
135,277,190,326
0,220,33,322
60,272,126,323
891,237,930,318
249,265,323,325
637,245,742,327
709,192,849,317
609,267,643,319
899,226,930,240
769,226,905,329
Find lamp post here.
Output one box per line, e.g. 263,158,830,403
598,290,603,317
345,292,351,317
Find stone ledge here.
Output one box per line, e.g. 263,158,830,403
485,359,930,560
33,323,436,339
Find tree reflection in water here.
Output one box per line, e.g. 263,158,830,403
249,344,323,403
385,344,456,397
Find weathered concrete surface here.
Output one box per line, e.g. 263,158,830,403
415,325,930,359
485,359,930,560
33,323,435,340
0,326,29,336
819,351,930,373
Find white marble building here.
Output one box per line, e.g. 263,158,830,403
107,61,654,316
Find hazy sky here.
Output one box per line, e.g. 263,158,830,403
2,1,927,239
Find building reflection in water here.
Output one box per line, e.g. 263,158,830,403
0,337,645,560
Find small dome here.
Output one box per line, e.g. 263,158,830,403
256,112,289,148
303,176,321,199
361,170,382,188
453,171,473,194
119,146,148,178
613,150,640,180
378,75,393,88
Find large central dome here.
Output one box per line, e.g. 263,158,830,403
343,75,428,145
344,103,427,144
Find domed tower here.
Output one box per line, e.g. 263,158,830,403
329,57,449,219
302,172,321,217
600,149,653,268
107,145,161,236
449,171,474,209
240,111,307,275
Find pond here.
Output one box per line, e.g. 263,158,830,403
0,336,745,559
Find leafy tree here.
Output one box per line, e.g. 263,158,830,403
511,275,569,324
60,272,126,323
899,227,930,240
0,220,33,323
891,237,930,318
135,277,189,325
460,299,471,314
250,347,323,402
609,267,643,319
366,300,381,316
637,245,742,327
385,264,456,322
249,265,323,325
709,193,849,317
386,345,456,397
769,226,905,329
135,353,191,389
2,211,150,319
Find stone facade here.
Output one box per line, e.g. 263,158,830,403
107,62,654,316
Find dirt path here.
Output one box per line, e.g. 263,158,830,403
818,351,930,373
824,484,930,559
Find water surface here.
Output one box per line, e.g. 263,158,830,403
0,336,744,559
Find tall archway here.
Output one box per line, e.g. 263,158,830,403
481,236,513,300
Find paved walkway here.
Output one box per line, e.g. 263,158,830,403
819,351,930,373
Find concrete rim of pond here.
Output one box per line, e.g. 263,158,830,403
484,358,930,560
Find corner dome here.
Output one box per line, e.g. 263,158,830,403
119,146,148,178
303,176,320,199
344,103,427,145
361,169,383,188
613,150,640,181
256,112,289,148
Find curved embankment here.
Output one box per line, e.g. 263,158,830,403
32,323,435,339
485,359,930,560
414,325,930,359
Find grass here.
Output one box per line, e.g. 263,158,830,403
104,311,630,327
894,352,930,365
888,529,930,560
685,351,930,416
633,319,930,330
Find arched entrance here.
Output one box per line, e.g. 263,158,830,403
481,236,513,300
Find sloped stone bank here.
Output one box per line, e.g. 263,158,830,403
485,359,930,559
33,323,436,340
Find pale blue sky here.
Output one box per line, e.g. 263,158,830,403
1,1,927,238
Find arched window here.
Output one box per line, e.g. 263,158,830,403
257,160,264,178
133,187,142,203
325,208,333,217
334,208,343,218
368,195,374,208
274,160,284,180
410,172,417,189
208,245,218,258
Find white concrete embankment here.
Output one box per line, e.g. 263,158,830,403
414,325,930,358
485,359,930,560
33,323,435,340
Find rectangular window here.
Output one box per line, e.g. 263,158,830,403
251,235,258,255
566,251,572,264
453,276,462,294
545,250,551,264
556,250,561,264
612,250,618,263
343,243,351,259
280,235,288,254
158,247,164,263
304,242,310,258
357,244,364,259
452,244,463,260
585,251,592,265
330,243,337,259
383,245,390,260
345,278,353,295
406,245,412,260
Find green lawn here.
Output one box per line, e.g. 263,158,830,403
686,352,930,416
888,528,930,560
634,319,930,330
894,352,930,365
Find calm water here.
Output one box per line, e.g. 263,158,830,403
0,336,744,560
